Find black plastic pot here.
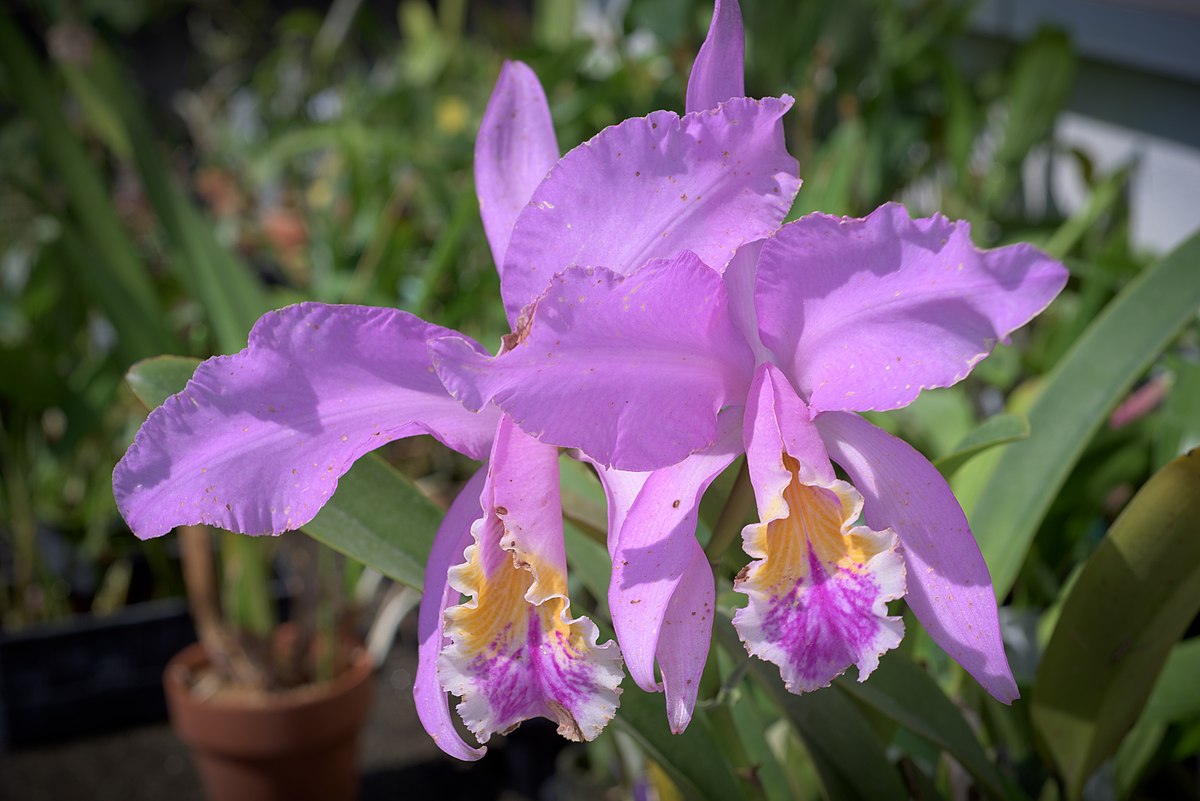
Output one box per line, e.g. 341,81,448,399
0,597,195,750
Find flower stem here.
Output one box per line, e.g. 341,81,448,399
705,459,755,568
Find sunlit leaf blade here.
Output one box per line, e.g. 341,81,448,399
973,231,1200,596
615,687,750,801
933,413,1030,478
302,455,443,591
1042,165,1132,260
1140,637,1200,725
838,653,1024,800
123,356,443,590
1031,450,1200,800
721,675,794,801
764,668,908,801
126,356,203,410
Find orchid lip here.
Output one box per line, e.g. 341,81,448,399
733,452,905,693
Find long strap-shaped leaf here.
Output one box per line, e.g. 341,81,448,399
0,16,179,362
59,41,269,353
1031,450,1200,800
972,231,1200,596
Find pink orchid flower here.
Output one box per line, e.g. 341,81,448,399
432,205,1069,725
112,0,798,759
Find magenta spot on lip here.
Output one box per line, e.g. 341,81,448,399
467,608,600,729
761,548,885,685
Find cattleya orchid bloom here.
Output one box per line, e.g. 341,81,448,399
432,204,1069,720
112,0,798,759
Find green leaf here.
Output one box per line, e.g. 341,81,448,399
1043,165,1132,260
126,356,203,410
839,653,1024,800
1140,637,1200,726
1031,450,1200,799
615,687,750,801
302,455,444,591
0,16,179,362
973,231,1200,596
982,28,1074,209
716,620,908,801
720,656,795,801
561,525,745,801
934,413,1030,478
767,669,908,801
788,118,867,220
61,44,270,352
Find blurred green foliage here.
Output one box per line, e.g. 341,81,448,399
0,0,1197,797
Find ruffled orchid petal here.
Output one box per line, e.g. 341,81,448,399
476,61,559,273
499,97,799,323
814,410,1019,703
685,0,745,114
610,413,741,698
438,417,623,743
433,252,755,472
414,467,489,761
734,364,905,693
113,304,499,540
755,204,1069,413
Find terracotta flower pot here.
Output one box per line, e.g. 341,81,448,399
163,638,374,801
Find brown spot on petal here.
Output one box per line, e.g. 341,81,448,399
501,306,537,353
547,700,584,741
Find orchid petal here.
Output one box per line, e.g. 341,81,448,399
815,410,1019,702
658,542,715,733
433,252,755,471
414,467,488,761
755,203,1069,413
500,97,799,323
476,61,559,273
723,239,773,364
589,461,650,557
113,304,499,539
685,0,745,114
734,364,905,693
438,417,623,743
610,414,740,700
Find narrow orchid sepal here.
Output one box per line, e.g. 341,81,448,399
433,253,755,472
500,97,799,322
755,203,1069,414
438,417,623,743
609,413,741,696
734,364,905,692
657,541,715,733
113,303,499,540
815,410,1019,703
685,0,745,114
414,467,489,761
476,61,559,273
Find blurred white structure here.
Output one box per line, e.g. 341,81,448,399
973,0,1200,255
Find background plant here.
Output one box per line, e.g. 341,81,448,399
0,0,1197,798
